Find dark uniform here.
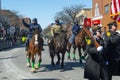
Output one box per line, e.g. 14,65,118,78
104,22,120,79
22,18,44,50
84,30,109,80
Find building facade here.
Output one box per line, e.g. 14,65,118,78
76,8,92,25
92,0,120,31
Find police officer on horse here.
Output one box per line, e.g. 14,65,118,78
69,20,81,47
51,19,63,37
22,18,44,51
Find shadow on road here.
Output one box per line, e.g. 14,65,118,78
38,61,83,72
22,79,60,80
0,55,18,60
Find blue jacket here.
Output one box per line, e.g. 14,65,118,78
22,20,42,34
72,24,80,35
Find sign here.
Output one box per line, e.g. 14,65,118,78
84,18,91,27
92,19,100,25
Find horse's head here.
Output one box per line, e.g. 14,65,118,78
75,28,87,47
32,29,41,47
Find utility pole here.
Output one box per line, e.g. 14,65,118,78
0,0,1,13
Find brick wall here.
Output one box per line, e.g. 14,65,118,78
92,0,120,31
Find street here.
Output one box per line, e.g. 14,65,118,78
0,43,120,80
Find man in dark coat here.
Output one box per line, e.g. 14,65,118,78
84,30,109,80
104,21,120,80
69,20,80,47
22,18,44,51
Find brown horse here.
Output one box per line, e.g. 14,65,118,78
66,28,87,64
26,29,43,72
48,30,67,68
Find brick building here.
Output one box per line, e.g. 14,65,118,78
92,0,120,31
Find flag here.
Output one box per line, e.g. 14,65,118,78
110,0,120,23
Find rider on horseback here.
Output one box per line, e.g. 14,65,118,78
22,18,44,51
69,20,81,47
51,19,63,37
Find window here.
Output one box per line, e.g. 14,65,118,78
104,4,109,14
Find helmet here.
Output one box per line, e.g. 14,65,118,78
74,20,79,24
32,18,37,24
55,19,59,24
107,21,117,29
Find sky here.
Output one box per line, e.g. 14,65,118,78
2,0,92,29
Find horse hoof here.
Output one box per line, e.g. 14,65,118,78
68,58,71,60
51,63,55,66
61,65,64,69
73,58,77,61
56,62,60,65
31,68,36,73
27,63,31,67
35,65,40,70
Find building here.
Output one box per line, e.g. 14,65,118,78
76,8,92,25
92,0,120,31
1,10,20,26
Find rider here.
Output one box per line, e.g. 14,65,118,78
51,19,63,37
22,18,44,51
69,20,81,47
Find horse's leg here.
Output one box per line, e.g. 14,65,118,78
56,52,60,65
31,52,36,72
51,51,55,66
35,51,42,69
82,46,88,63
61,52,65,69
78,46,82,64
26,51,31,67
67,43,71,60
73,47,77,61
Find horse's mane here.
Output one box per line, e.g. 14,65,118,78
55,31,67,51
75,28,87,46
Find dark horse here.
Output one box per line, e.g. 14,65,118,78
26,28,43,72
48,30,67,68
66,28,87,64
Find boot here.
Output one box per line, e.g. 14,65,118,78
72,42,76,48
25,41,29,51
41,38,44,51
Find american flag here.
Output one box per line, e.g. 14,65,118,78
110,0,120,22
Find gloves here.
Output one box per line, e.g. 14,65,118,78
73,31,77,34
105,61,109,65
97,46,103,52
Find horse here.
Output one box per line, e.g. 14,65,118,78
26,28,43,72
48,30,67,68
66,28,87,64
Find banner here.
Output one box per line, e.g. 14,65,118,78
110,0,120,23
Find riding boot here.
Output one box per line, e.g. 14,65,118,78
72,37,76,48
41,38,44,51
26,41,29,51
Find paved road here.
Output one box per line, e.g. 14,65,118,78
0,44,120,80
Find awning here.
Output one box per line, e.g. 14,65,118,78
110,0,120,23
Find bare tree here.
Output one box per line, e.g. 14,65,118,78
55,4,85,23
